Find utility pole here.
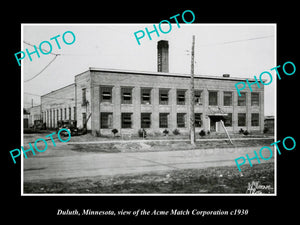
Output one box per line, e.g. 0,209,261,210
190,35,196,145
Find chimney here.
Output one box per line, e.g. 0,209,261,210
157,40,169,73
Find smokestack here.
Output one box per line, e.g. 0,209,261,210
157,40,169,73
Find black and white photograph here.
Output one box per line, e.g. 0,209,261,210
21,24,276,195
4,4,298,224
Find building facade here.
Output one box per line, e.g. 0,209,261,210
40,40,264,136
28,105,42,127
41,83,76,129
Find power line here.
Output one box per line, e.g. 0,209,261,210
23,40,61,83
24,55,58,82
23,41,60,56
197,35,274,47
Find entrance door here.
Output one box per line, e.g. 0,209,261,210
82,113,87,128
210,117,216,132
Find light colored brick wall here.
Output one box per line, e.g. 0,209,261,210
90,70,264,136
75,70,91,130
41,69,264,135
41,83,75,129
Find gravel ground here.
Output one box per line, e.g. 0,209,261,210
24,162,274,194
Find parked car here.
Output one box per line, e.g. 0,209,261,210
57,120,78,136
33,120,46,130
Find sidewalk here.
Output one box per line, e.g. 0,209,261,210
68,137,274,144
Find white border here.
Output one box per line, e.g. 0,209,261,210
21,23,277,196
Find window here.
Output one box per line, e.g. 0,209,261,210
159,89,169,105
238,92,246,106
57,109,59,123
223,92,232,106
194,90,202,105
69,107,71,120
141,113,151,128
101,112,113,129
73,107,76,120
209,91,218,106
121,87,132,104
251,113,259,126
64,108,67,120
251,93,259,106
224,113,232,127
52,110,54,126
82,88,87,106
159,113,169,128
60,109,63,120
50,110,52,127
100,86,112,103
121,113,132,128
177,113,186,128
141,88,151,104
195,113,202,127
177,90,186,105
238,113,246,126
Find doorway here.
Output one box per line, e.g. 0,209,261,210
210,118,216,132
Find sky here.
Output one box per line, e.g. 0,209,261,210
22,24,276,115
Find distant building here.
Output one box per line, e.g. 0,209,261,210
28,105,42,127
41,84,75,129
264,116,274,133
40,40,265,136
23,108,30,129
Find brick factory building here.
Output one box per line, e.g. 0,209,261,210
41,40,264,136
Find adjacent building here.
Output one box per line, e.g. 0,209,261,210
40,40,264,136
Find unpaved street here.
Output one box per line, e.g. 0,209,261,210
23,142,274,182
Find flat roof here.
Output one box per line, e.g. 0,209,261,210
41,83,75,98
88,67,256,82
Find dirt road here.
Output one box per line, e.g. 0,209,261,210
23,142,274,182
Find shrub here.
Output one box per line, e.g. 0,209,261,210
82,127,87,135
173,129,180,135
243,130,249,135
263,127,269,134
111,128,118,137
199,130,206,137
163,129,169,136
138,129,147,138
239,128,244,134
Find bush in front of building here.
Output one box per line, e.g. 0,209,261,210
238,128,249,135
243,130,249,135
173,129,180,135
163,129,169,136
199,130,206,137
111,128,118,137
138,129,147,138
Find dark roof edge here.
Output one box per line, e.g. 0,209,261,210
41,83,75,97
89,67,257,82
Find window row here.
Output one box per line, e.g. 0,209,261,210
100,112,260,129
95,87,260,106
44,107,76,122
100,113,203,129
221,113,260,127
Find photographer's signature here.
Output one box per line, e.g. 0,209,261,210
246,181,274,194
